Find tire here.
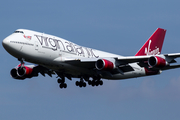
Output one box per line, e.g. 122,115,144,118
63,83,67,88
76,81,79,86
57,79,65,83
79,82,83,88
59,83,63,89
95,82,99,86
99,80,103,85
88,80,92,85
83,82,86,87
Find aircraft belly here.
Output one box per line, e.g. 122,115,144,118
42,61,95,77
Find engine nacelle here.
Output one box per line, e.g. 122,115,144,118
10,68,25,80
10,65,37,80
148,56,167,68
95,59,115,70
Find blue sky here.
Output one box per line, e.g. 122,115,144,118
1,0,180,120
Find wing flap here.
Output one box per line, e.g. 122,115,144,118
162,64,180,70
165,53,180,58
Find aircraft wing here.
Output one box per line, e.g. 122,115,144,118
164,53,180,59
117,53,180,71
54,53,180,71
117,56,150,64
33,65,55,77
117,53,180,64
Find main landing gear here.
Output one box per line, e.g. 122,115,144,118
56,72,104,89
75,77,87,88
56,71,69,89
88,79,103,87
57,78,67,89
75,77,103,88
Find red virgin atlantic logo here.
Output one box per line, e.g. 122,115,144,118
145,40,160,55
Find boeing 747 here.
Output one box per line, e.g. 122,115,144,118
2,28,180,89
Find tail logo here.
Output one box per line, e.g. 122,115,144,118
145,40,160,55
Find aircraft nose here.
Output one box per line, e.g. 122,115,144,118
2,38,10,49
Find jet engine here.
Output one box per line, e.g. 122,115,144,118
148,56,167,68
10,65,38,80
95,59,115,70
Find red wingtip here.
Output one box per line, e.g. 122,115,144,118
135,28,166,56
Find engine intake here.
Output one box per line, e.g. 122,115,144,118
148,56,167,68
17,66,33,77
95,59,115,70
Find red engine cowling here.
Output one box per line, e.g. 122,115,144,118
148,56,167,68
95,59,115,70
10,65,36,80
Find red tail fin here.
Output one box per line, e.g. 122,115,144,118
135,28,166,56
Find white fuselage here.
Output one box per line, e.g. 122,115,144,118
2,29,149,80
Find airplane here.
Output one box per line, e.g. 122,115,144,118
2,28,180,89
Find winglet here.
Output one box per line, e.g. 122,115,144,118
135,28,166,56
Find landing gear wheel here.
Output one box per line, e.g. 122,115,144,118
92,82,95,87
76,81,79,86
79,83,82,88
99,80,103,85
63,83,67,88
59,83,63,88
59,83,67,89
82,82,86,87
76,81,86,88
57,78,65,83
88,80,92,85
91,80,96,86
57,79,61,83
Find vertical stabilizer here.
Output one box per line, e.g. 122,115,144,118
135,28,166,56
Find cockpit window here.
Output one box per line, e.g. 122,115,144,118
14,31,24,34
